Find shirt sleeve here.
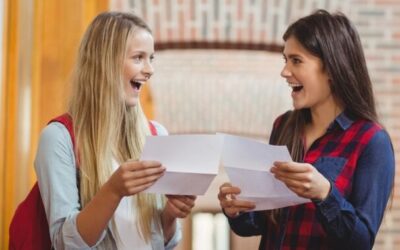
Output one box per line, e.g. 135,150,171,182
164,220,182,250
227,211,268,236
151,195,182,249
314,129,395,249
35,122,106,249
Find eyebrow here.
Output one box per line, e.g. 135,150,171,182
130,50,151,54
283,53,302,59
128,51,155,58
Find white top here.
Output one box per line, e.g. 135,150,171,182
111,158,150,250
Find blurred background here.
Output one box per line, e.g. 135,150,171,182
0,0,399,249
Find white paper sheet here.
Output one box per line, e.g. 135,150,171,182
221,134,309,210
140,134,222,195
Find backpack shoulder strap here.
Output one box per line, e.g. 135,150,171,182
49,114,157,151
149,121,157,136
49,113,79,168
9,113,76,250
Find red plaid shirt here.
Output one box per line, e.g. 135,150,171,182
228,111,394,250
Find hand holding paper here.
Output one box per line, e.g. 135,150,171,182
218,182,256,218
140,135,222,195
271,161,332,201
221,134,309,210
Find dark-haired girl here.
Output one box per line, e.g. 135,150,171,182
218,10,394,250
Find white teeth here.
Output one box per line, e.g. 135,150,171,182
288,83,302,88
131,80,144,84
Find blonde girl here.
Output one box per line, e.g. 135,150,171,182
35,11,196,249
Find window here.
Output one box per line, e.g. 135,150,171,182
192,212,230,250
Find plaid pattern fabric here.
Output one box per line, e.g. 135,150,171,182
263,112,382,250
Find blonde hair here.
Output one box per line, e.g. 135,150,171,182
68,11,162,242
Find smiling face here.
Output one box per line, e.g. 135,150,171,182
281,36,335,112
123,28,155,107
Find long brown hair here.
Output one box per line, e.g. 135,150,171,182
281,9,377,155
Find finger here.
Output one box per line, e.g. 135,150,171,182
166,195,197,202
126,159,161,166
223,205,255,218
273,171,312,182
184,195,197,201
126,172,164,188
274,176,311,192
286,186,312,198
272,161,311,173
124,160,162,171
127,181,155,194
220,198,255,210
218,186,241,199
168,197,191,211
166,195,196,210
131,166,166,179
179,196,196,208
220,182,233,189
166,200,191,218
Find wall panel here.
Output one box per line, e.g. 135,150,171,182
1,0,108,248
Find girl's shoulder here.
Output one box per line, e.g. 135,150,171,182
39,122,73,149
351,119,385,137
273,110,293,127
348,119,393,151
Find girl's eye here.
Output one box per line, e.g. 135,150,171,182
150,55,155,62
292,58,301,64
133,55,142,63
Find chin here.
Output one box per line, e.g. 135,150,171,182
292,103,301,110
125,100,138,108
292,100,307,110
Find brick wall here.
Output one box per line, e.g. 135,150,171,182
112,0,400,249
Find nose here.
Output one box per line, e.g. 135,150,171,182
280,64,292,79
143,60,154,79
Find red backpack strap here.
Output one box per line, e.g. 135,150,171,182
149,121,157,136
9,113,76,250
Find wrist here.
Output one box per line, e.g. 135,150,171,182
161,208,177,245
101,182,123,202
161,208,176,225
222,208,240,219
315,180,332,201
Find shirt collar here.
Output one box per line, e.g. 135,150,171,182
328,111,354,131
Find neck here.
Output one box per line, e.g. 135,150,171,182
309,101,343,131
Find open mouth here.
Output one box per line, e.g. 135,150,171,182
293,86,303,92
130,80,142,90
289,83,303,92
